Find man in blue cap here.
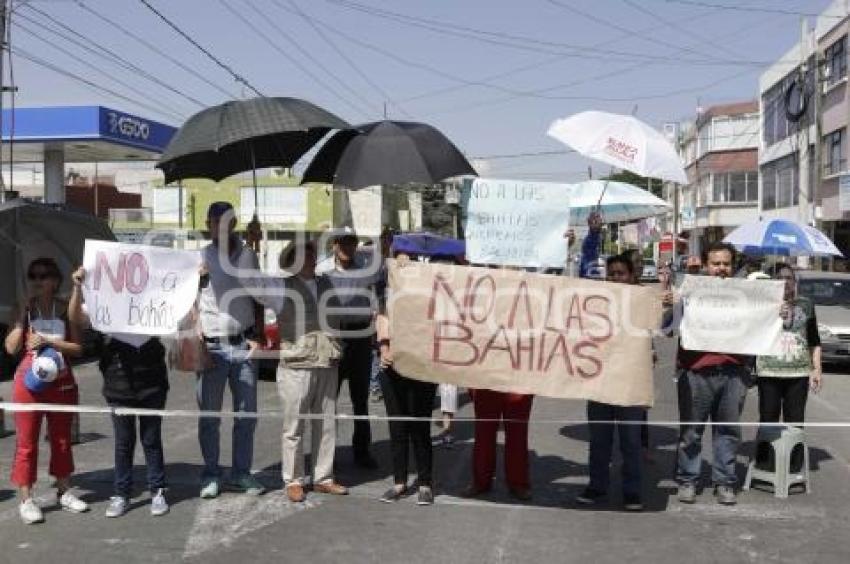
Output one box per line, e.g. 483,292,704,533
196,201,280,498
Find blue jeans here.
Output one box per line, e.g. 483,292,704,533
676,366,748,486
110,390,167,497
196,340,257,481
586,401,644,497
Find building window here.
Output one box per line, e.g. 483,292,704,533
762,61,815,147
761,154,798,211
824,128,846,176
709,171,758,203
825,35,847,86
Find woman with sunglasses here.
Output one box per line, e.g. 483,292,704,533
4,258,87,524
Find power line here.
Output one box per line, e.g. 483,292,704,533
223,0,374,119
12,20,187,121
661,0,843,18
137,0,263,96
74,0,239,100
326,0,771,67
11,45,185,122
280,0,412,119
469,149,574,160
17,4,206,109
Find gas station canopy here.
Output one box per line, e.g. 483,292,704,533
1,105,177,203
1,105,176,163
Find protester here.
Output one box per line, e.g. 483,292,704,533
685,255,703,275
623,248,653,459
375,300,437,505
576,254,647,511
754,264,823,472
68,267,170,518
325,228,381,469
196,202,279,498
579,212,603,278
464,388,534,501
4,258,87,524
275,241,348,503
668,242,751,505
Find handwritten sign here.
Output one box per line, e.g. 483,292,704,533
82,240,200,335
388,262,661,406
465,178,570,268
678,275,784,355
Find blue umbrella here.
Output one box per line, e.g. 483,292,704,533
391,232,465,258
723,219,843,257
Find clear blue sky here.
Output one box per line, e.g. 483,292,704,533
5,0,836,180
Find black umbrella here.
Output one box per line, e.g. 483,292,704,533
157,97,350,183
0,200,115,315
300,120,477,188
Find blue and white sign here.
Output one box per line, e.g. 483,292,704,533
839,174,850,213
465,178,570,267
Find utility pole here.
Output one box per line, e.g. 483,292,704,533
1,0,7,201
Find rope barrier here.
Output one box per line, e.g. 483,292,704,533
2,401,849,427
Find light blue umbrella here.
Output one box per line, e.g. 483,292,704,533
567,180,670,225
723,219,843,257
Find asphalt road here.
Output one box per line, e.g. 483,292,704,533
1,337,849,564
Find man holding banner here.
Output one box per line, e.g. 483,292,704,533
671,242,765,506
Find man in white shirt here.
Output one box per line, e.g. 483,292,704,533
196,202,281,499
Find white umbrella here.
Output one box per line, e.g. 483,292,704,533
547,111,687,184
567,180,671,225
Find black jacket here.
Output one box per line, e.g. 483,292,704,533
95,335,169,403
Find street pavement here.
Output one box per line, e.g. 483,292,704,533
1,336,850,563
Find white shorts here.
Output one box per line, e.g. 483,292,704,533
438,383,458,414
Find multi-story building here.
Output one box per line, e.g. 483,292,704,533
759,0,850,267
664,101,760,256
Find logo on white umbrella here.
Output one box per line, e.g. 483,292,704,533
605,137,638,164
772,233,797,244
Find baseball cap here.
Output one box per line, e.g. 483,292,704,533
207,201,235,219
24,347,64,393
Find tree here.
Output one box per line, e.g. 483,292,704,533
601,170,663,198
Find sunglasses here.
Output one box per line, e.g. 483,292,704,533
28,272,54,281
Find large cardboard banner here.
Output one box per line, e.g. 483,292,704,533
82,240,200,335
389,262,662,406
465,178,570,268
678,275,784,355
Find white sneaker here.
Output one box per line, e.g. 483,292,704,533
150,489,169,517
105,496,128,518
19,499,44,524
58,491,89,513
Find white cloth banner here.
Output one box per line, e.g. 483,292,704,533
679,275,784,356
82,240,200,335
465,178,569,267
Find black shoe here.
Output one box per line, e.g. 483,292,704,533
379,485,407,503
354,455,379,470
575,488,606,506
623,494,643,512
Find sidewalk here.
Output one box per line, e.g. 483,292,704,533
0,337,848,563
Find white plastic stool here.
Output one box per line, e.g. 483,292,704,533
743,425,811,499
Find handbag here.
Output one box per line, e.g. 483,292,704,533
169,302,213,372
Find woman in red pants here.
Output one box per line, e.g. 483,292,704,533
464,389,534,500
4,258,86,524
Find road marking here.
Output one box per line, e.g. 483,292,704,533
182,492,322,559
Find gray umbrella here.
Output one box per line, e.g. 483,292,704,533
156,97,350,183
0,200,115,324
300,120,477,188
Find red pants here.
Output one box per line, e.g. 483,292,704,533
472,390,534,491
11,353,78,487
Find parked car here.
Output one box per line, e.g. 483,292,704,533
796,271,850,366
641,259,658,282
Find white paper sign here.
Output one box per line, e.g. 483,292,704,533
465,178,570,267
679,275,784,356
82,240,200,335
